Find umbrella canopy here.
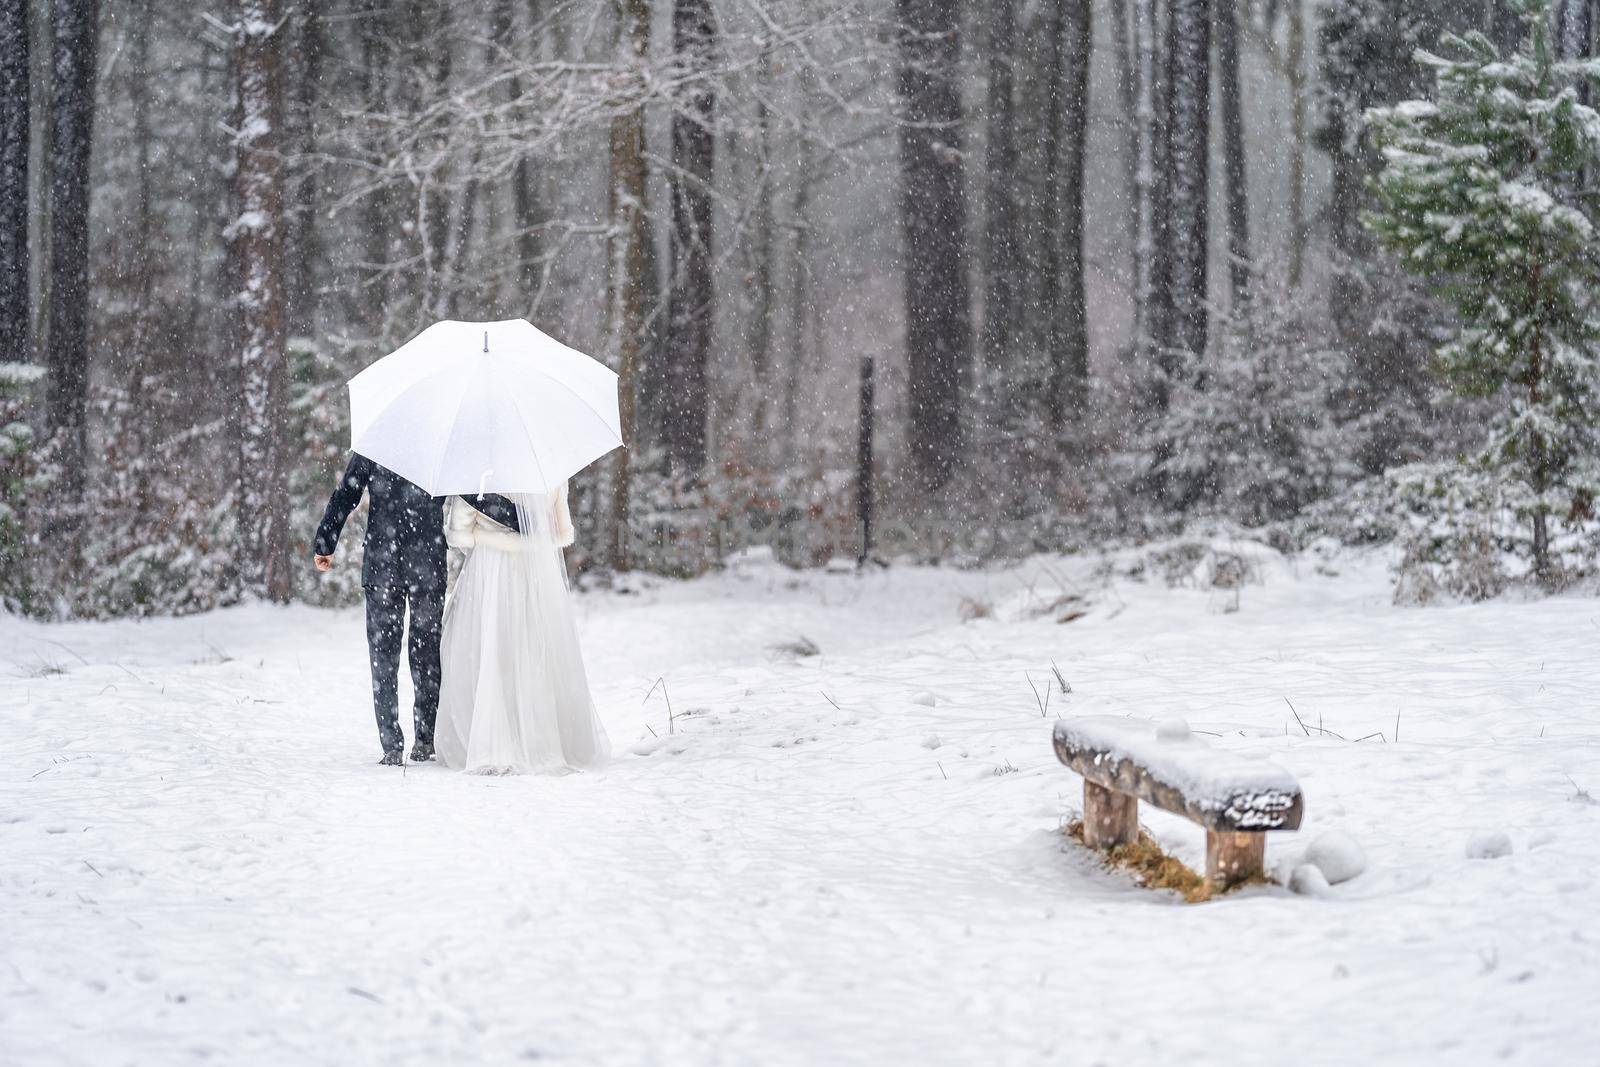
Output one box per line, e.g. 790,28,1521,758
348,319,622,496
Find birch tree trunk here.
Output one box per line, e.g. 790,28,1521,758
232,0,290,601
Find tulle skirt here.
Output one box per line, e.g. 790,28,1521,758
436,543,609,775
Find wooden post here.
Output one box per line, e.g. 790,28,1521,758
856,355,875,567
1082,781,1139,849
1205,830,1266,888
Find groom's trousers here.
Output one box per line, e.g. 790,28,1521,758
364,578,444,755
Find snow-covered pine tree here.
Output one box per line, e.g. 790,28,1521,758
1365,0,1600,585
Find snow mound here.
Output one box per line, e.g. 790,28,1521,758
1303,830,1366,884
910,691,938,707
1466,831,1514,860
1156,718,1192,743
921,734,942,750
1289,863,1332,897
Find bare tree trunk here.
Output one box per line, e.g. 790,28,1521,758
284,3,323,339
1287,0,1306,288
356,0,394,320
783,93,814,466
1165,0,1209,359
748,45,775,443
607,0,649,570
232,0,290,602
501,0,545,306
0,0,28,364
982,0,1019,437
1047,0,1091,428
663,0,714,478
1215,0,1250,307
1133,0,1159,363
46,0,98,514
1557,0,1592,98
1109,0,1139,273
896,0,972,492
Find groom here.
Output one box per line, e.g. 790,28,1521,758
313,454,447,766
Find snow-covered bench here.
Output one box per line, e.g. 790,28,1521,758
1052,716,1303,888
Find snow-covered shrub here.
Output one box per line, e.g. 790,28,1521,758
290,336,365,606
1155,295,1358,526
0,362,45,612
58,378,237,619
570,445,858,578
1390,462,1527,603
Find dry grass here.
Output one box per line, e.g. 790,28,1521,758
1066,820,1266,904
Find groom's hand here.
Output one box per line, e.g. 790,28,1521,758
314,554,334,572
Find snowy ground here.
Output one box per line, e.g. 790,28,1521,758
4,542,1599,1065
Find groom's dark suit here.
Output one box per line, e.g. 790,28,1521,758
314,454,447,757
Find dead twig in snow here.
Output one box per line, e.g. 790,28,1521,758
645,677,676,734
1026,672,1051,718
1286,697,1310,737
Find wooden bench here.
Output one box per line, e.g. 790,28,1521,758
1052,716,1303,889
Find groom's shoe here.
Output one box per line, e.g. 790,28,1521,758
378,749,404,767
409,741,435,763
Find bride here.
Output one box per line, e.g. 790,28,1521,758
435,485,609,774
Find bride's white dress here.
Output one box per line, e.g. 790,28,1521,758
436,486,609,774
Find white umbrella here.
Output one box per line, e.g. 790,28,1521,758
347,318,623,496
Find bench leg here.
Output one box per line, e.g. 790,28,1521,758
1206,830,1265,888
1082,781,1139,849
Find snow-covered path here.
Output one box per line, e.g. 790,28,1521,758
4,546,1599,1065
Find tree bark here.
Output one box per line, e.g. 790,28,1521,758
46,0,99,511
896,0,972,492
1557,0,1593,103
232,0,290,602
748,45,775,442
0,0,28,364
1215,0,1250,307
1165,0,1210,360
283,3,323,339
1046,0,1091,427
1109,0,1139,254
663,0,715,479
981,0,1019,429
500,0,545,306
1133,0,1160,364
1287,0,1306,288
607,0,649,570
